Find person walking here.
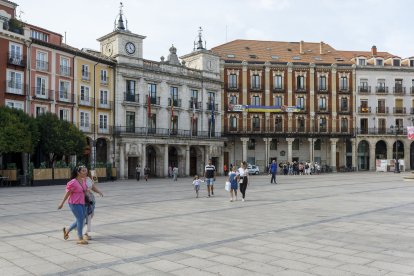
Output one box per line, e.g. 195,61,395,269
237,161,249,202
58,165,89,245
204,159,216,197
144,166,150,181
223,164,228,176
172,165,178,181
136,164,141,181
83,171,104,241
192,175,204,198
228,166,238,202
270,160,277,184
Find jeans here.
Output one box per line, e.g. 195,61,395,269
68,204,86,239
270,172,277,183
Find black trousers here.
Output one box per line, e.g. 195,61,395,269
240,182,248,198
270,173,276,183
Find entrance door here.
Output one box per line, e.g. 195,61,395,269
190,147,197,176
128,157,138,179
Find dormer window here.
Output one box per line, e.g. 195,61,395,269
376,59,383,66
358,58,366,66
393,59,401,67
410,60,414,67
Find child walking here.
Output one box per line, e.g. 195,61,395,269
192,175,204,198
228,166,238,202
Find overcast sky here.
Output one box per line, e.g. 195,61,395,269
17,0,414,60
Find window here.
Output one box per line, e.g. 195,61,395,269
36,76,47,97
9,43,22,60
252,96,260,106
60,57,70,76
297,117,305,131
377,79,386,92
319,97,327,111
274,75,283,89
395,79,403,93
207,91,216,110
248,139,256,150
314,139,321,150
377,99,386,113
410,60,414,67
36,51,48,71
341,118,348,132
252,116,260,130
80,86,90,103
296,97,305,110
59,80,69,100
319,76,327,91
5,100,23,110
7,71,23,94
376,59,383,66
292,139,299,150
170,86,178,106
148,83,156,99
270,139,278,150
393,59,400,67
296,76,305,90
80,111,90,128
59,109,69,121
341,97,348,111
36,106,46,117
251,74,260,89
274,96,282,107
100,90,108,106
340,76,348,91
99,114,108,131
230,116,237,130
229,95,237,104
275,117,283,131
126,111,135,133
360,79,369,92
101,70,108,83
31,30,49,42
358,58,366,66
319,118,327,132
81,64,89,80
228,74,237,88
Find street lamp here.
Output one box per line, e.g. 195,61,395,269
391,125,400,173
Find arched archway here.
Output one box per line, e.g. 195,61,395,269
375,140,387,160
96,138,108,164
358,140,369,170
190,146,203,176
169,147,178,169
393,140,404,160
146,145,157,176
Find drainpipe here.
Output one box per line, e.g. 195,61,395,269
92,62,99,170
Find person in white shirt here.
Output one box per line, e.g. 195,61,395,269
237,161,249,201
192,175,204,198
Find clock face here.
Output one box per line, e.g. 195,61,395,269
125,42,136,55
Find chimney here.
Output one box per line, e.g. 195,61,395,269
371,45,377,56
299,40,304,54
320,41,324,54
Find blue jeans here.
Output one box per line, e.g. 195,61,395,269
68,204,86,239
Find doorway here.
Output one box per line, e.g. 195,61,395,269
128,157,138,179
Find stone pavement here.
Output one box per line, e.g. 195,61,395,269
2,172,414,275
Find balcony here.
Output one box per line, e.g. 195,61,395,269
356,128,407,135
56,91,74,104
78,123,94,133
317,87,328,93
272,86,285,93
115,126,221,139
318,107,329,113
98,126,113,135
358,106,371,113
5,80,25,95
393,107,406,114
295,87,307,93
206,103,219,111
60,66,71,77
78,96,95,107
226,85,239,92
338,86,349,93
410,87,414,95
7,52,25,67
32,87,54,101
375,86,388,94
168,98,182,108
250,86,263,92
81,71,90,81
297,126,306,133
100,77,109,85
376,107,389,114
189,101,202,110
124,93,139,103
150,96,161,105
222,127,355,137
411,108,414,115
393,86,406,94
358,86,371,93
338,108,350,114
36,60,49,71
98,100,113,109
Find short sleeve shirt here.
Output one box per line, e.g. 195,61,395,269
66,178,87,204
204,164,216,178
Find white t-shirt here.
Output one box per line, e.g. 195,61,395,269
86,177,93,189
237,167,248,177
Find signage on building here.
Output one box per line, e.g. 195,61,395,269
407,126,414,140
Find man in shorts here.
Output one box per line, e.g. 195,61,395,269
204,159,216,197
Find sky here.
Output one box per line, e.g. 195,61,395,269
16,0,414,60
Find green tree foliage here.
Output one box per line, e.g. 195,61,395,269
36,113,86,167
0,107,37,154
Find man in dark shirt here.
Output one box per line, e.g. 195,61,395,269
204,159,216,197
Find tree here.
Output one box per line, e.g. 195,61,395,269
0,107,37,154
36,113,86,167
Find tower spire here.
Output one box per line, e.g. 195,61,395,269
194,27,206,51
115,2,126,31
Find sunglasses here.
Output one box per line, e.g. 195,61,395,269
77,165,86,172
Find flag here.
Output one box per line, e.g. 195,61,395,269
408,126,414,140
171,100,174,121
192,101,196,123
211,97,215,124
147,94,151,118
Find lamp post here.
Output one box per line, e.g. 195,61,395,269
392,125,400,173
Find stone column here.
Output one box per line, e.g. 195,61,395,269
263,138,269,165
308,138,314,162
218,149,224,176
403,141,410,172
119,142,125,179
286,138,295,163
330,138,338,172
241,137,249,162
351,138,357,171
185,145,190,176
164,144,169,178
369,141,376,171
387,140,393,160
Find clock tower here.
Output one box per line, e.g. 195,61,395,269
97,2,146,63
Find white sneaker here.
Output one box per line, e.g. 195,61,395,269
230,198,233,202
242,198,245,202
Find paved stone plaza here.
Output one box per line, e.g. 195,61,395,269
2,172,414,275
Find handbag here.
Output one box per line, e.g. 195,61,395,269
76,179,94,205
225,181,231,191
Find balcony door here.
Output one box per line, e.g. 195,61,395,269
360,118,368,134
378,118,386,134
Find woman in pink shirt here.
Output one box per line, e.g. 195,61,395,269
58,165,89,245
